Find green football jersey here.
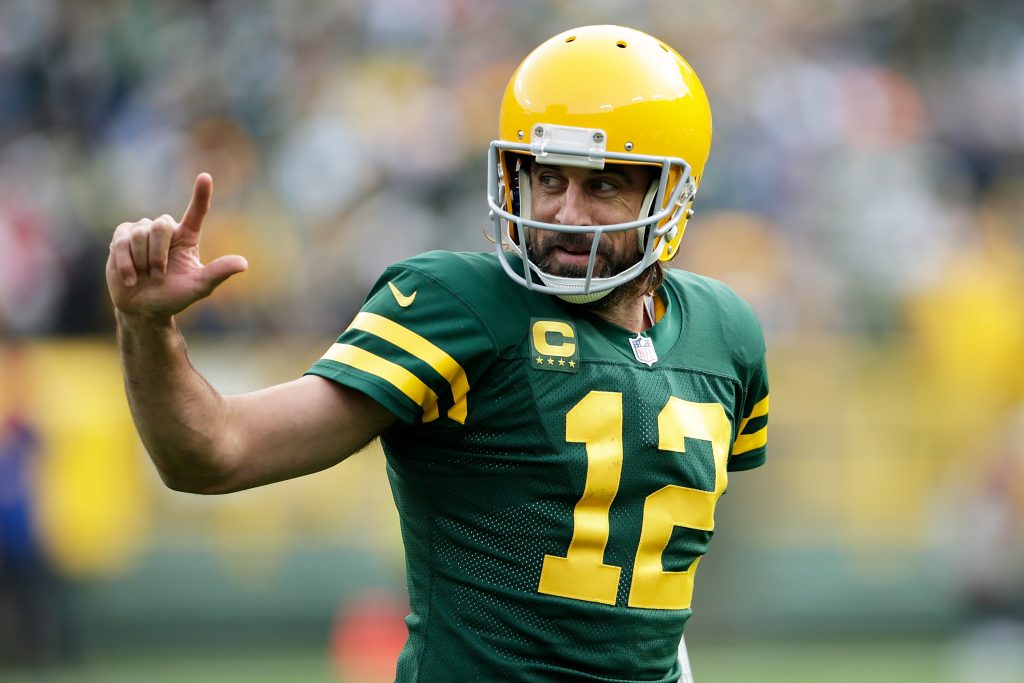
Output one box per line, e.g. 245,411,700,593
306,251,769,683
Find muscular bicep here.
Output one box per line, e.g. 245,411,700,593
213,375,396,493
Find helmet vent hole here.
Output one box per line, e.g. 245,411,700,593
565,36,576,43
616,41,627,48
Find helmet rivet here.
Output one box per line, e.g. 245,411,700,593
624,141,634,151
686,208,695,219
592,131,604,143
533,125,545,138
517,130,524,140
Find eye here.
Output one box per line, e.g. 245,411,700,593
589,178,619,194
537,173,563,189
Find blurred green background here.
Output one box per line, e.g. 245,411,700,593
2,1,1023,681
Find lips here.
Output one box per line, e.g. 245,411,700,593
527,235,614,279
553,246,594,264
553,238,599,255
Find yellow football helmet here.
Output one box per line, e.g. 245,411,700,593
487,25,713,300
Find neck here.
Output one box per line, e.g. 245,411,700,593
590,293,652,334
575,263,663,333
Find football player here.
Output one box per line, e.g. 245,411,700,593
107,25,768,683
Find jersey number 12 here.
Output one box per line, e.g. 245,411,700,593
538,390,730,610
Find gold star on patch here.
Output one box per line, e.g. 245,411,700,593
558,359,565,366
569,360,576,367
547,358,554,365
536,356,544,364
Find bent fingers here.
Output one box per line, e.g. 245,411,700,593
110,222,141,287
149,215,176,275
129,222,152,276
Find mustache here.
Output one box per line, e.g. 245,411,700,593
534,234,613,259
527,234,617,279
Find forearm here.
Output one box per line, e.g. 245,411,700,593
117,311,234,492
107,174,394,494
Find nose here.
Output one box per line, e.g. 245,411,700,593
553,181,592,226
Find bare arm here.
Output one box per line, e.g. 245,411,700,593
108,174,394,494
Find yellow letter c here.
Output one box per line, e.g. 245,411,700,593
533,321,576,357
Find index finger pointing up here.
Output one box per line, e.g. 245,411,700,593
180,173,213,235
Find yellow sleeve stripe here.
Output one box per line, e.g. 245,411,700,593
347,311,469,424
736,394,770,436
733,394,769,456
731,426,767,456
748,395,770,420
320,343,440,423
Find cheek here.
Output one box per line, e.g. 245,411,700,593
530,194,557,221
609,231,638,260
528,228,554,249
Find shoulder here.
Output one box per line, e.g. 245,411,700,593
664,268,766,364
385,251,508,286
382,250,524,308
372,250,536,346
665,269,755,316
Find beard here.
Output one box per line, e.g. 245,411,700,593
526,232,661,313
527,232,622,279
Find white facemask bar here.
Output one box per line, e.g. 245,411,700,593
486,139,695,296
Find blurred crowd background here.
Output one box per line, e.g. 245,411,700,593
1,0,1023,681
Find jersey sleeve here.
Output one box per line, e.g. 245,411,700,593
728,302,769,472
305,257,497,426
728,358,769,471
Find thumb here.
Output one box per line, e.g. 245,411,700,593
200,254,249,294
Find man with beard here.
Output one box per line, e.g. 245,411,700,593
524,160,662,330
107,25,768,683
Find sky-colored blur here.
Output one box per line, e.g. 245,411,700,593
1,0,1023,680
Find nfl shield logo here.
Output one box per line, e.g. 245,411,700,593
629,333,658,366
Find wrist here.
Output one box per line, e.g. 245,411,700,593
115,308,177,334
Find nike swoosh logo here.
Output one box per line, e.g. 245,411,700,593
388,281,417,308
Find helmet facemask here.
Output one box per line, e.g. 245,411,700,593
487,131,696,302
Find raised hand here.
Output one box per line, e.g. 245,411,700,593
106,173,248,319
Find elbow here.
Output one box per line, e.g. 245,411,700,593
156,467,235,495
158,471,229,495
149,448,244,495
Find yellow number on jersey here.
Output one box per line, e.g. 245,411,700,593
538,391,731,610
537,391,624,605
